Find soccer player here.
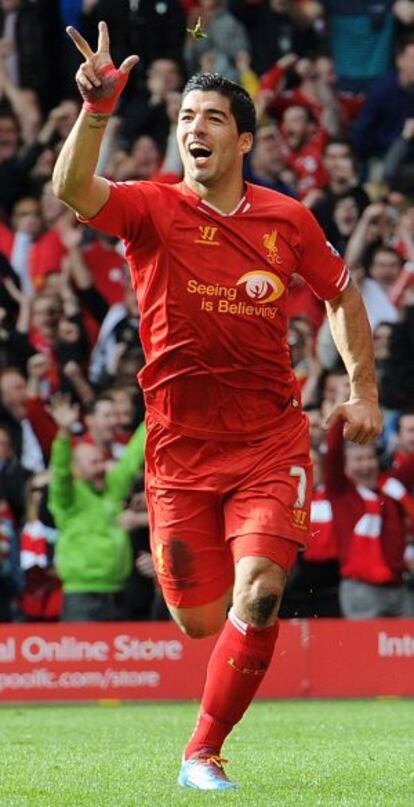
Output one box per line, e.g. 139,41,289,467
53,22,383,791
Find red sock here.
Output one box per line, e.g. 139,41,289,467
184,608,279,759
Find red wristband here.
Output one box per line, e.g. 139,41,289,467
81,63,128,115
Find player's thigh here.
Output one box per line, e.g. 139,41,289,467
146,481,234,620
224,459,313,553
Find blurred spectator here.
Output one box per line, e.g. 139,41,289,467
244,123,296,196
0,54,42,145
107,135,161,182
48,394,145,622
28,183,72,292
0,0,51,109
82,395,118,462
393,411,414,466
0,109,31,214
19,470,62,622
109,384,142,456
351,34,414,164
121,484,170,621
308,138,369,234
229,0,321,75
378,295,414,409
280,104,328,196
0,421,28,523
259,54,361,136
0,195,43,296
0,364,56,472
372,321,396,408
325,419,410,618
368,245,404,298
82,233,127,307
128,0,186,73
316,254,401,371
185,1,250,79
384,117,414,192
0,484,20,621
321,193,361,255
31,99,80,157
345,203,397,276
120,58,183,152
88,281,141,387
323,0,414,92
393,203,414,261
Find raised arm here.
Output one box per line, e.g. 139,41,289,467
52,21,138,218
324,282,383,443
48,395,80,517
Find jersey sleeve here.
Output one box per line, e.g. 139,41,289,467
77,180,156,243
296,204,350,300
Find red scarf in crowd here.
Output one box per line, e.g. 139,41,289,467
341,486,395,585
19,520,62,620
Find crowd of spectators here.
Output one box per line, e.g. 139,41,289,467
1,0,414,623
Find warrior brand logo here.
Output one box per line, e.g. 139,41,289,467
263,230,281,265
292,508,308,530
236,270,285,304
194,225,220,245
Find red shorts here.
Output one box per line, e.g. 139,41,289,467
145,413,312,608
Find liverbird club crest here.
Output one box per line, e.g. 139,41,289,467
263,230,281,265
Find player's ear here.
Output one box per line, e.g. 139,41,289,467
239,132,253,157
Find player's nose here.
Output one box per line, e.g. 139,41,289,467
190,113,208,135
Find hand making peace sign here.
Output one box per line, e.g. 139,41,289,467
67,21,139,114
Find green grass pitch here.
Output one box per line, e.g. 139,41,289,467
1,699,413,806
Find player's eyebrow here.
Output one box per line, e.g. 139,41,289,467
179,106,229,119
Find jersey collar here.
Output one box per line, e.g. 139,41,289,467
179,181,253,217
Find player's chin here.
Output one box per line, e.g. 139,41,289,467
190,166,214,183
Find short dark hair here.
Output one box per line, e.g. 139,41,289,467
182,72,256,136
84,395,114,417
396,409,414,432
323,137,353,155
370,245,403,266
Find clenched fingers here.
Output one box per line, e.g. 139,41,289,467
77,62,101,89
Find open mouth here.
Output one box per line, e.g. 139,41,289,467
188,143,213,162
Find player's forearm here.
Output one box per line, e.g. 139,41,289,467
52,110,108,206
325,281,378,402
344,217,369,269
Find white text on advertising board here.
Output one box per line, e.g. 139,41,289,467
0,635,183,664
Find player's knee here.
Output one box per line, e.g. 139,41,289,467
234,561,286,627
244,593,279,626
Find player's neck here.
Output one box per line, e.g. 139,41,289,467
185,176,245,215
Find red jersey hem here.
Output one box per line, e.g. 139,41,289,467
145,400,301,442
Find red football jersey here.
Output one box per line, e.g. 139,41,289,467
81,181,349,440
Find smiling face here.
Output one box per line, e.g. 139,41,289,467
177,90,252,192
345,443,378,489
